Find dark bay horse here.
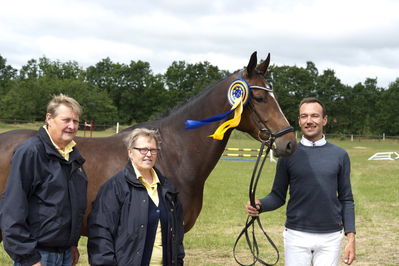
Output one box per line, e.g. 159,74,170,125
0,52,296,236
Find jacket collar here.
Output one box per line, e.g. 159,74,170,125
124,162,178,194
37,126,85,165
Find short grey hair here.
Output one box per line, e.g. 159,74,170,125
124,128,161,150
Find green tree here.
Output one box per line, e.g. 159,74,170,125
2,54,398,135
267,64,317,128
118,61,166,123
0,55,17,97
86,57,126,108
374,78,399,135
0,77,118,125
19,59,41,80
342,78,381,134
314,69,346,133
38,57,85,80
47,79,118,125
87,58,167,123
163,61,228,108
0,79,49,121
121,73,168,123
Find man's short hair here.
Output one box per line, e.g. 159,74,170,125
47,94,83,118
299,97,327,117
124,128,161,150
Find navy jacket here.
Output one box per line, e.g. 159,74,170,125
88,162,185,266
0,127,88,266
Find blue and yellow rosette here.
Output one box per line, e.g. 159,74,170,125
185,79,250,140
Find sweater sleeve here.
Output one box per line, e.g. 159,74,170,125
0,146,41,265
338,152,356,234
87,178,122,266
259,158,289,212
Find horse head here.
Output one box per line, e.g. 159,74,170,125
237,52,297,157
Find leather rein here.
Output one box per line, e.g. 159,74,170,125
233,83,294,266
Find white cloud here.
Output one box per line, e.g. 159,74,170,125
1,0,398,88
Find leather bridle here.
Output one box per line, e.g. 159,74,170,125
233,81,294,266
247,83,294,145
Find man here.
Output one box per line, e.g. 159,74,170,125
246,97,356,266
1,94,88,266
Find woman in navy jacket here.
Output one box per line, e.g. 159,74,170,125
88,128,185,266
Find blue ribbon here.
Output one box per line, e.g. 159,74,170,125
185,78,249,135
185,109,234,129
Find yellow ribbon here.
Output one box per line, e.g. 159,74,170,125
209,98,244,140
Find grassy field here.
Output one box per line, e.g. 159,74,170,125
0,125,398,265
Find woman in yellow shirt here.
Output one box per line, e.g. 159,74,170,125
88,128,185,265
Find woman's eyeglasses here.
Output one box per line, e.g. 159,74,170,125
133,147,160,155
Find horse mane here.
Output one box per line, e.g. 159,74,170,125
119,69,241,134
156,70,240,120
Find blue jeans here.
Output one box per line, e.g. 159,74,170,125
14,248,72,266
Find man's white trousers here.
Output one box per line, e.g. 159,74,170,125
283,228,344,266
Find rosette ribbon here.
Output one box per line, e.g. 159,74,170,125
185,79,249,140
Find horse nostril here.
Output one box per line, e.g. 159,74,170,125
286,141,292,152
286,141,292,154
286,140,297,155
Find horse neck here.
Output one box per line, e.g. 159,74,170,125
157,74,236,186
162,74,235,145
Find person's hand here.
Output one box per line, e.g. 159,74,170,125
32,262,41,266
343,232,356,265
245,199,261,216
71,246,80,266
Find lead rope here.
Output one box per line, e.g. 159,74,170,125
233,140,279,266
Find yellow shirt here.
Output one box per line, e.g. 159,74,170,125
133,166,163,266
43,126,76,161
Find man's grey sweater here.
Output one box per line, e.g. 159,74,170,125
259,142,356,234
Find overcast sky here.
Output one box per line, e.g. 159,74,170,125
1,0,398,88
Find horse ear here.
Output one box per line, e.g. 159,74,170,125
246,51,258,77
256,53,271,76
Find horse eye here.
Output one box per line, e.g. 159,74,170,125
253,95,265,103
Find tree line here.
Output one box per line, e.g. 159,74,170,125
1,55,398,135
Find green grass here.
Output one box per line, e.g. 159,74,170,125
0,127,398,265
184,136,399,266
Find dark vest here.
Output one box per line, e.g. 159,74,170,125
142,186,168,266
